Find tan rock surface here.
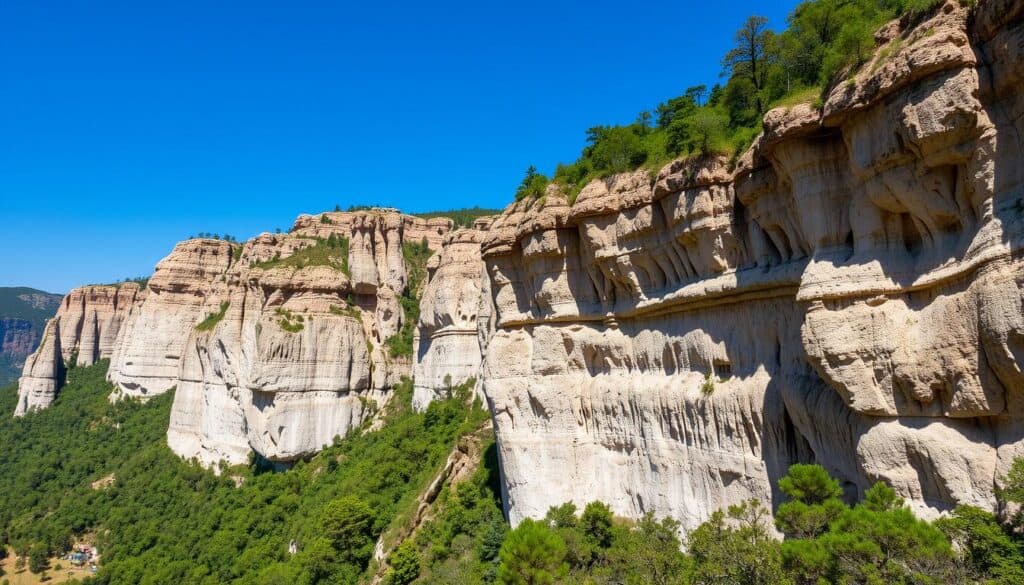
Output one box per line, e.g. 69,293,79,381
165,209,449,464
413,225,490,409
477,2,1024,529
14,283,141,415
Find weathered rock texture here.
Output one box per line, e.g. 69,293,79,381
412,218,493,410
15,210,452,466
12,0,1024,534
164,211,451,465
15,284,140,415
477,1,1024,529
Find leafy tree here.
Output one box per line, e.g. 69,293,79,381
722,16,775,118
386,541,421,585
28,543,48,574
686,84,708,107
775,463,846,538
586,126,648,174
545,502,578,529
687,500,787,585
497,519,567,585
580,501,614,548
321,495,377,565
668,109,730,156
937,506,1024,584
605,514,689,585
635,110,653,131
1003,456,1024,506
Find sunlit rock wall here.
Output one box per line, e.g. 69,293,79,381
479,0,1024,529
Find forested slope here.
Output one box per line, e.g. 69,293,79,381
0,362,488,584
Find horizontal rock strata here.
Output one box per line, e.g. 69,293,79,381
15,283,140,415
477,0,1024,529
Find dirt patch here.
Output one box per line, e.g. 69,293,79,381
1,547,94,585
90,474,115,490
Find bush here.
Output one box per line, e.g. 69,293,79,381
385,542,421,585
513,166,549,201
194,301,230,332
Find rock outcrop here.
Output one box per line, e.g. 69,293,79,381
475,1,1024,529
15,284,140,415
15,209,453,466
11,0,1024,536
412,218,492,410
165,211,451,465
108,240,235,399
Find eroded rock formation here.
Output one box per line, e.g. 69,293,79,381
412,218,493,410
476,1,1024,529
12,0,1024,535
15,283,140,415
162,211,450,465
15,210,452,466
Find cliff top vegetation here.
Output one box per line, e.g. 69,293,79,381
514,0,951,204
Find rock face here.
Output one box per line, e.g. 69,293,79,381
11,0,1024,535
474,1,1024,529
109,240,235,399
165,210,451,465
14,209,453,466
15,284,140,415
412,218,492,410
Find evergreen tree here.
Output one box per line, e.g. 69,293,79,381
497,519,567,585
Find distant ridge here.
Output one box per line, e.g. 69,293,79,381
0,287,62,386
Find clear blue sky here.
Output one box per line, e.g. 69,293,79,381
1,0,797,293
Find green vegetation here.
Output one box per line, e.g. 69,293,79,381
329,302,361,320
386,239,433,358
189,233,239,242
194,301,230,333
397,461,1024,585
521,0,951,204
0,363,488,584
2,361,1024,584
276,307,305,333
0,287,62,386
513,166,550,202
254,233,350,277
413,207,503,228
700,372,716,395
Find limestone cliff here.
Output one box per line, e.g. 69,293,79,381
15,284,140,415
412,218,493,410
473,0,1024,529
15,209,452,466
10,0,1024,535
161,210,450,465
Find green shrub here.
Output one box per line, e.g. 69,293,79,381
513,166,549,201
386,239,433,358
275,307,305,333
255,234,350,276
194,301,230,332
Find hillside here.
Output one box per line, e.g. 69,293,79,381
0,287,62,386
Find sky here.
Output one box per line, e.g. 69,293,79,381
1,0,799,293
